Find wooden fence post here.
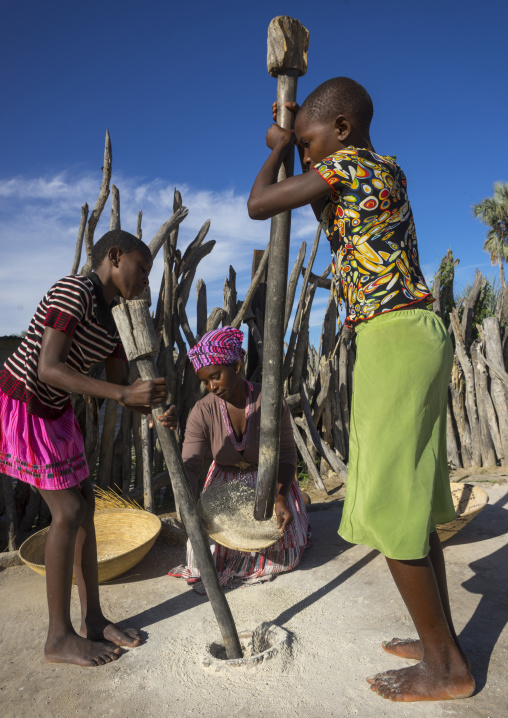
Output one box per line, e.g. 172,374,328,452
1,474,17,551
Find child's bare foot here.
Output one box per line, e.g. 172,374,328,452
81,618,142,647
382,637,472,670
45,633,122,667
367,660,475,702
382,637,423,660
102,623,142,647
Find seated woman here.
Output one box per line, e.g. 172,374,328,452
160,326,310,594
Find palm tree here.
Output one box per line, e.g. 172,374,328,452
473,182,508,289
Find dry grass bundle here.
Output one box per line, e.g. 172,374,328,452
94,485,143,511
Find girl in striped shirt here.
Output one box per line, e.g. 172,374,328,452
0,229,166,667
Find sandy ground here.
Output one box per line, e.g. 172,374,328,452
1,472,507,718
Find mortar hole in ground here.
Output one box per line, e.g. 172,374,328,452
202,623,290,670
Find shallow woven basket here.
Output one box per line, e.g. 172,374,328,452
436,482,489,542
198,483,283,552
19,508,161,583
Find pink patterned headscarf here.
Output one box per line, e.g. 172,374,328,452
188,326,246,372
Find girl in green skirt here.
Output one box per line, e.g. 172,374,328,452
248,77,474,702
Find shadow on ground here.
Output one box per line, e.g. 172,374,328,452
453,489,508,691
118,486,508,687
119,503,369,633
445,490,508,546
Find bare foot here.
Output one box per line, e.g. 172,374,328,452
102,623,142,647
81,618,142,648
45,633,122,667
382,637,471,670
367,660,475,702
382,637,423,661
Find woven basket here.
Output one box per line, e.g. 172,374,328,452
198,483,283,552
436,482,489,542
19,508,161,583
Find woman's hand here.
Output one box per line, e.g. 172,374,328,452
158,404,178,430
121,377,166,407
274,496,293,533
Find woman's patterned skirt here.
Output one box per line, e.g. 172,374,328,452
168,461,311,593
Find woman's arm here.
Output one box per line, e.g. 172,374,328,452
275,463,296,532
158,404,208,497
38,327,166,406
273,399,299,532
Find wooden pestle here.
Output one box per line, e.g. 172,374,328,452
254,16,310,521
112,299,242,660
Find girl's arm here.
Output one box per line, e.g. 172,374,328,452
272,101,328,221
38,327,166,406
105,357,152,417
248,121,330,221
295,144,329,221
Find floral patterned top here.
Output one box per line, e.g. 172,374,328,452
314,147,432,325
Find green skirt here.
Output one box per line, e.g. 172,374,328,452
338,308,456,560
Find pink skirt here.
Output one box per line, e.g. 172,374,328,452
0,391,89,490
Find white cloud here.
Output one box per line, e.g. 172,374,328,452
0,170,327,338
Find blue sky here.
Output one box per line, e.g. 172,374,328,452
1,0,507,340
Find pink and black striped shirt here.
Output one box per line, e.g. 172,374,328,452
0,274,125,419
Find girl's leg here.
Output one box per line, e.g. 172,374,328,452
382,531,469,665
39,486,121,666
367,550,474,702
74,479,141,647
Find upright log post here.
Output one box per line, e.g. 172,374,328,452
470,341,497,466
450,309,482,466
1,474,17,551
246,250,267,378
483,317,508,466
141,414,154,512
111,300,242,660
254,16,309,521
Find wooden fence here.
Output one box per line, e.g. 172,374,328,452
2,133,508,550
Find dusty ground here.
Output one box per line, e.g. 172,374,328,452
1,470,507,718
